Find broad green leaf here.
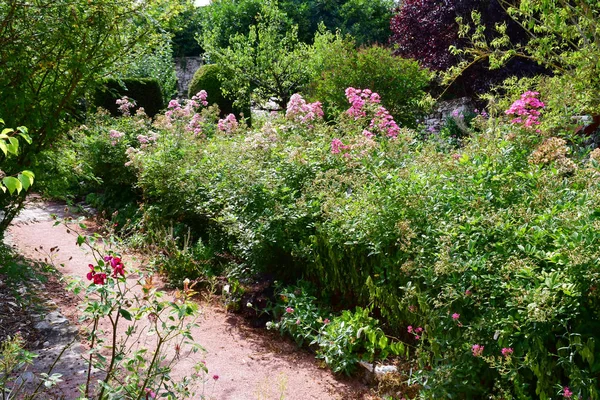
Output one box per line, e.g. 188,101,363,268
20,170,35,186
6,137,19,155
119,308,133,321
17,127,32,144
0,140,6,156
18,172,33,191
2,176,22,195
1,128,12,136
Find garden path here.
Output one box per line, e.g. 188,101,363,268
7,199,369,400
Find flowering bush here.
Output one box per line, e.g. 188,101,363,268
54,85,600,397
285,94,324,127
505,90,545,129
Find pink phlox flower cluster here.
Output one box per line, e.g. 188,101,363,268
563,386,573,398
370,106,401,138
471,344,484,357
330,138,350,155
217,114,239,134
191,90,209,107
505,91,545,128
286,93,324,124
345,87,381,119
345,87,400,139
501,347,514,357
116,97,135,116
104,255,125,278
285,307,294,313
452,313,460,320
168,99,181,109
187,113,204,136
137,133,158,145
86,264,107,285
109,129,124,139
407,325,424,340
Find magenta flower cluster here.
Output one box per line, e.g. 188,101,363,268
505,91,545,129
217,113,239,134
345,87,381,119
345,87,399,139
104,255,125,278
86,256,125,285
164,92,211,136
116,97,135,116
286,93,324,125
501,347,513,357
563,386,573,398
191,90,209,107
407,325,423,340
471,344,484,357
330,138,349,155
87,264,107,285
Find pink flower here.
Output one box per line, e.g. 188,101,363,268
452,313,460,320
286,93,324,124
144,388,156,399
217,114,238,134
563,387,573,398
505,91,545,129
212,374,219,381
330,138,348,155
191,90,209,107
168,99,181,109
295,319,301,325
109,130,124,140
286,307,294,313
501,347,514,357
407,325,413,333
137,134,149,144
116,97,135,116
471,344,484,357
416,327,423,333
323,318,330,325
465,289,472,296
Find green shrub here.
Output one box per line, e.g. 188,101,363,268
306,32,432,127
188,64,247,119
72,86,600,397
94,78,165,117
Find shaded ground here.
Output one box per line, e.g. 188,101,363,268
5,198,370,400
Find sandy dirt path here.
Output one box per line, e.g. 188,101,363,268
7,200,369,400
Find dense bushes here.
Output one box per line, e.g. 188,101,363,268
188,64,236,117
94,78,165,118
71,85,600,396
306,33,432,126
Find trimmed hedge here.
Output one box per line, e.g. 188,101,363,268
94,78,165,117
188,64,249,121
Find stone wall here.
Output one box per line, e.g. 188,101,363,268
174,57,203,98
425,97,473,132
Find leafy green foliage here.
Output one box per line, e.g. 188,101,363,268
306,31,432,126
198,0,394,49
0,119,34,197
204,3,314,109
117,37,179,104
268,283,403,374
